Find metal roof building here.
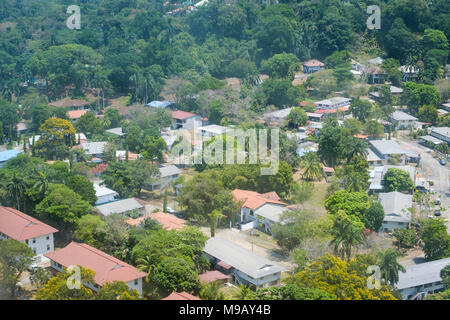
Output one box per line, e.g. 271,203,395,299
203,237,285,289
95,198,144,216
396,258,450,300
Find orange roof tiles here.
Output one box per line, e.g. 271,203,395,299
0,206,58,241
232,189,285,210
49,99,92,108
44,242,147,286
125,212,186,231
171,110,197,120
303,59,324,67
161,291,201,300
67,109,88,120
199,270,232,284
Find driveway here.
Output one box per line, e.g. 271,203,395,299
395,137,450,232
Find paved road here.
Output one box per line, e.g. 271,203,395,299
395,137,450,232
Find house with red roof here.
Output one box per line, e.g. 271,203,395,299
45,242,147,295
232,189,289,234
171,110,204,130
161,291,201,300
125,211,186,231
67,109,88,121
199,270,232,285
0,206,58,255
302,59,325,74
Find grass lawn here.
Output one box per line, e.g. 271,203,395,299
220,284,239,300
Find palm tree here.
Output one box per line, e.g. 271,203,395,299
6,173,26,211
300,152,322,181
209,210,225,237
199,281,226,300
233,284,254,300
346,138,368,163
330,215,364,260
33,171,49,198
377,249,406,286
137,255,156,283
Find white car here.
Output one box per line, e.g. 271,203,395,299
166,207,176,214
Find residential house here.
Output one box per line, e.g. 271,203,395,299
389,111,418,129
419,135,442,147
115,150,139,161
171,110,203,130
125,211,186,231
398,65,419,82
67,109,88,122
368,140,419,165
162,292,201,300
366,65,386,84
80,141,108,158
94,198,145,217
369,165,416,193
105,127,125,137
396,257,450,300
263,108,293,124
0,149,20,168
0,206,58,256
232,189,288,234
146,100,173,109
302,59,324,74
203,237,285,290
314,97,351,116
199,270,232,285
306,112,323,122
93,184,118,205
368,57,384,65
147,165,182,190
16,122,29,135
45,241,147,295
378,191,413,233
197,124,231,138
430,127,450,144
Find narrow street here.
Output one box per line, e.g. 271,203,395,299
395,137,450,232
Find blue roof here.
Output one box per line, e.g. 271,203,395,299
0,149,21,162
147,101,172,108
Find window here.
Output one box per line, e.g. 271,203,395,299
134,280,138,286
32,248,36,254
46,235,50,240
47,244,50,251
32,238,36,244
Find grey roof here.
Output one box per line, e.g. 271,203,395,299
397,258,450,290
203,237,285,279
378,192,412,223
420,135,442,145
105,127,124,136
390,111,418,121
368,57,384,65
81,141,107,155
255,203,287,223
431,127,450,139
370,140,404,155
366,148,382,162
197,125,230,135
314,97,351,107
95,198,143,216
93,184,118,198
264,108,293,121
159,165,182,178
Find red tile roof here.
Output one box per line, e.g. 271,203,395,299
0,206,58,241
353,134,368,139
67,109,88,120
217,260,233,270
199,270,232,284
232,189,285,210
125,212,186,231
162,292,201,300
303,59,324,67
171,110,197,120
44,242,147,286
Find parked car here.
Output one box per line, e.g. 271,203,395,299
434,210,441,216
166,207,176,214
435,198,441,205
439,158,447,165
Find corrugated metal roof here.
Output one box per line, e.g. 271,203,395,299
397,258,450,290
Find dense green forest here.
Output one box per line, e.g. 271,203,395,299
0,0,449,125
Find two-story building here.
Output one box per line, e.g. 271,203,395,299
302,59,324,74
171,110,203,130
0,206,58,256
232,189,288,234
314,97,351,116
389,111,418,129
45,241,147,295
